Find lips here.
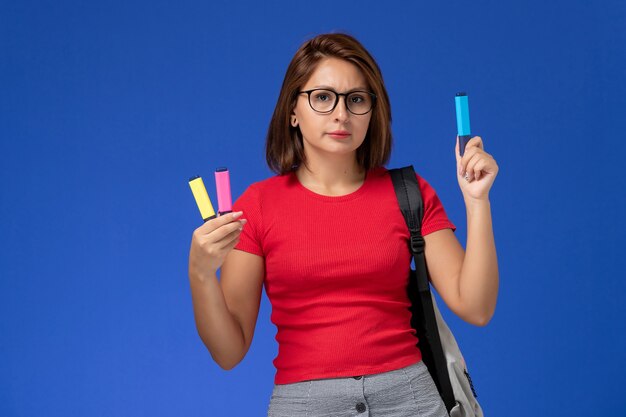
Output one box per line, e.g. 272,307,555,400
328,130,351,139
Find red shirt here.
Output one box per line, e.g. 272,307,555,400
232,166,456,384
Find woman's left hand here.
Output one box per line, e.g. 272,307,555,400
455,136,499,202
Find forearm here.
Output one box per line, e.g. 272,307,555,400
189,272,246,369
459,198,499,325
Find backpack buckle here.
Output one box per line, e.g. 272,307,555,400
410,234,425,255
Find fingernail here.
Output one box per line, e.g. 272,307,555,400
232,211,243,218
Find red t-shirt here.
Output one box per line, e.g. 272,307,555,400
232,166,456,384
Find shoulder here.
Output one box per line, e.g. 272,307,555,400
373,166,438,196
239,173,290,194
380,165,455,232
234,173,295,207
250,172,295,190
415,172,440,199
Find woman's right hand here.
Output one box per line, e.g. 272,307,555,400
188,211,247,281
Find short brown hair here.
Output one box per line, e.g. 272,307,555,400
265,33,393,175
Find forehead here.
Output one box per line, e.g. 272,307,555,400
302,57,368,90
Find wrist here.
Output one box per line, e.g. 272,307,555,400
464,196,491,211
189,269,218,285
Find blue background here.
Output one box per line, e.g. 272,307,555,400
2,1,625,416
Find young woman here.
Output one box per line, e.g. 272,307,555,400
188,33,499,417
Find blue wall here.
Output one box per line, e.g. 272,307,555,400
1,1,625,416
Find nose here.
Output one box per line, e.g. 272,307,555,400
332,95,349,122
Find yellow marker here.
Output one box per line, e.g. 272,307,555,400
189,176,216,222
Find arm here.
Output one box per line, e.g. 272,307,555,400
423,136,499,326
188,213,265,369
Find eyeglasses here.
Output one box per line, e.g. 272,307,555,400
298,88,376,115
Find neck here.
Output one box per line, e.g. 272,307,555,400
296,153,366,196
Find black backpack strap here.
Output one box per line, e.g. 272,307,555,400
389,166,457,414
389,166,429,292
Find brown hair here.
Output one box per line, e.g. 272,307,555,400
265,33,393,175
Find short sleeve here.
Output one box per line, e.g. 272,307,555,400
416,174,457,235
232,183,264,257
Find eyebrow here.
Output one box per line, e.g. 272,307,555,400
308,85,369,92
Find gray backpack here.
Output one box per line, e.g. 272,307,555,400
390,166,485,417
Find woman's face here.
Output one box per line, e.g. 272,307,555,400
292,57,372,163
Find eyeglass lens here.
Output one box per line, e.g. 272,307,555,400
308,90,373,114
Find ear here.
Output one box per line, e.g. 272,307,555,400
290,114,298,127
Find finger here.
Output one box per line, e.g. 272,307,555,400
216,220,247,249
472,159,488,181
465,136,483,151
205,219,247,244
462,152,484,182
477,155,498,180
220,235,241,254
464,152,484,177
200,211,244,234
460,146,482,177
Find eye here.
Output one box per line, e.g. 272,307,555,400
349,93,369,104
313,91,332,102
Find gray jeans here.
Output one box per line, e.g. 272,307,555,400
267,360,448,417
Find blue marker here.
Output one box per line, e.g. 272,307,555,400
455,92,471,157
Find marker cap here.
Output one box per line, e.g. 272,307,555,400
455,93,471,136
215,167,233,214
189,176,216,221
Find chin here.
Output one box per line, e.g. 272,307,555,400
303,136,365,157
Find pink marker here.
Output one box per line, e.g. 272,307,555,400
215,167,233,215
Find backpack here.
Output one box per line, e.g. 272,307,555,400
389,166,484,417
